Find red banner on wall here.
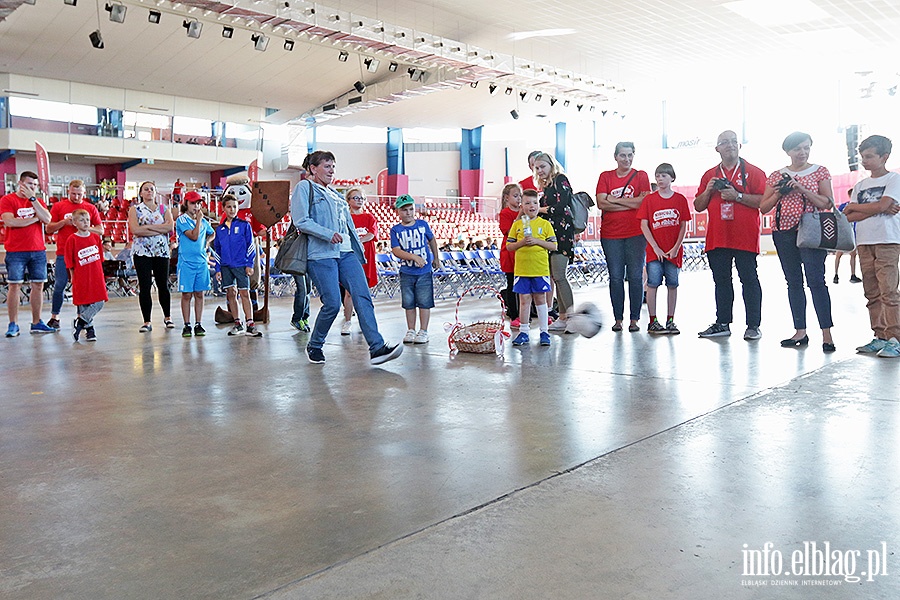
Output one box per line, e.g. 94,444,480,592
34,141,50,196
248,159,259,185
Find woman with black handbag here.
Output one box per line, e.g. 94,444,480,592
290,151,402,365
760,131,836,352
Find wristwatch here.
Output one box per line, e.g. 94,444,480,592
737,192,743,203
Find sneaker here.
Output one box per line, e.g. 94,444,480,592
510,318,521,329
164,319,175,329
698,322,731,338
665,321,680,335
30,321,56,334
5,323,20,338
47,318,60,330
245,324,263,338
414,330,429,344
403,329,417,344
73,318,85,341
647,320,666,334
876,338,900,358
548,319,568,332
833,274,839,284
856,338,888,354
850,275,862,283
539,332,551,346
194,324,206,337
512,332,530,346
228,323,244,336
85,327,96,342
139,323,152,333
370,343,403,365
290,319,311,332
307,345,326,364
341,319,352,336
743,326,761,341
182,325,193,338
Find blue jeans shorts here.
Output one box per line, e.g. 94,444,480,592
5,250,48,283
178,264,211,293
400,271,435,310
220,265,250,290
513,275,552,294
646,259,680,288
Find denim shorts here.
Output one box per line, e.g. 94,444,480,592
400,271,435,309
220,265,250,290
178,264,211,293
5,250,48,283
512,275,552,294
646,259,680,288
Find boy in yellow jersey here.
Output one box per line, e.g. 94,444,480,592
506,191,557,347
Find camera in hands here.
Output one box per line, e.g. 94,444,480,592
712,178,732,191
777,172,794,195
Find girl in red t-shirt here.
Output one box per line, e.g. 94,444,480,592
499,183,523,323
340,188,378,335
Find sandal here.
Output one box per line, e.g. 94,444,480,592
611,322,623,332
628,323,640,333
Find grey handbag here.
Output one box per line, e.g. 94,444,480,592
796,198,856,252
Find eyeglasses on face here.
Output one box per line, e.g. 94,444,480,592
348,195,365,201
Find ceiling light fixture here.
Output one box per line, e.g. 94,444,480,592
510,109,519,120
470,82,478,88
251,33,269,51
519,91,528,102
148,9,161,23
105,2,126,23
222,26,233,38
489,83,497,95
353,80,366,94
563,100,570,107
283,39,294,51
534,94,542,102
338,51,349,62
89,30,104,49
183,19,202,38
364,57,380,72
577,104,583,112
64,0,77,5
388,62,398,72
550,97,558,106
505,87,513,95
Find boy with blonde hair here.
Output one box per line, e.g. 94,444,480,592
65,209,108,341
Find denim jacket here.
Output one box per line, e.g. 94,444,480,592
290,179,365,262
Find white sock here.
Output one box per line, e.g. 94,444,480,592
536,304,549,333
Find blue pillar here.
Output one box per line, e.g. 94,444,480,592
0,97,9,128
306,127,316,154
555,122,567,171
386,127,408,196
460,127,482,170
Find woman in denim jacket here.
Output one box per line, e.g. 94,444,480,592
290,151,402,365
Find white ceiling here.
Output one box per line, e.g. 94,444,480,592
2,0,900,130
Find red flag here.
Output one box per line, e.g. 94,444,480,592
376,168,388,197
35,141,50,197
248,159,259,185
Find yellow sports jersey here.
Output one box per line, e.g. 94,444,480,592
507,216,556,277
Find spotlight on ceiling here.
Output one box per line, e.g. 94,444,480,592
470,81,478,88
534,94,542,102
222,26,233,38
601,109,608,117
489,83,498,95
550,97,558,106
251,33,269,51
364,57,380,72
105,2,126,23
388,61,398,72
284,39,294,51
148,9,161,23
338,51,349,62
510,109,519,120
577,104,583,112
64,0,76,5
353,80,366,94
183,19,202,39
89,29,104,49
407,68,427,82
563,100,570,107
519,91,527,102
505,87,513,96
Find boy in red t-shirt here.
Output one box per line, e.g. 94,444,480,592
637,163,691,335
64,209,109,341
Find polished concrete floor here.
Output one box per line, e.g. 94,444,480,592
1,255,898,599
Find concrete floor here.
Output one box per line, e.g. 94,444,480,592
1,255,898,599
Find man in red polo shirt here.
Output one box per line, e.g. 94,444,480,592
693,130,766,341
1,171,55,337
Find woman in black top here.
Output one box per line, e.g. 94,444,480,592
534,152,575,329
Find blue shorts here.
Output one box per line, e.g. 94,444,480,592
513,275,552,294
400,271,435,310
5,250,48,284
178,264,211,293
646,259,680,288
220,265,250,290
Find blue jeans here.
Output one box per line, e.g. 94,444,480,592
292,273,310,322
646,259,680,288
5,250,48,283
706,248,762,327
306,252,384,353
52,254,68,314
772,230,833,329
601,235,646,321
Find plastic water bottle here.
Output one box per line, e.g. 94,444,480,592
522,214,532,237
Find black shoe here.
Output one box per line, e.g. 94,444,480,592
833,275,839,284
73,317,85,342
194,324,206,337
850,275,862,283
85,327,97,342
823,342,836,352
47,317,60,330
307,345,325,364
780,335,809,347
182,325,192,338
370,343,403,365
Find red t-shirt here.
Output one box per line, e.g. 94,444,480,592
498,207,519,273
0,192,48,252
351,212,379,288
636,191,692,268
595,169,651,239
235,208,267,235
64,232,109,305
50,199,103,251
696,159,766,253
518,176,537,192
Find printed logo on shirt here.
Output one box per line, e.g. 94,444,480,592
652,208,681,229
77,244,102,266
857,186,893,218
612,185,635,199
64,212,73,220
356,226,368,236
17,206,36,219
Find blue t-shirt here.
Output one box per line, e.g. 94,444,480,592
176,214,215,268
390,219,434,275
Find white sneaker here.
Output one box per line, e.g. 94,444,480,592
341,319,352,336
403,329,416,344
548,319,568,332
414,330,429,344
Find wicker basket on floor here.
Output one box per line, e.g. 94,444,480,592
447,286,509,355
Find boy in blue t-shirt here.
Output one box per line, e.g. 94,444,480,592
176,191,215,337
390,195,440,344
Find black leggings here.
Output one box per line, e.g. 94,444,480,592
134,255,171,323
502,272,519,320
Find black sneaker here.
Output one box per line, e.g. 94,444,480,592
245,324,263,338
182,325,192,338
73,317,85,342
47,317,60,330
370,343,403,365
698,322,731,338
647,320,666,334
85,327,97,342
307,345,325,364
194,324,206,337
